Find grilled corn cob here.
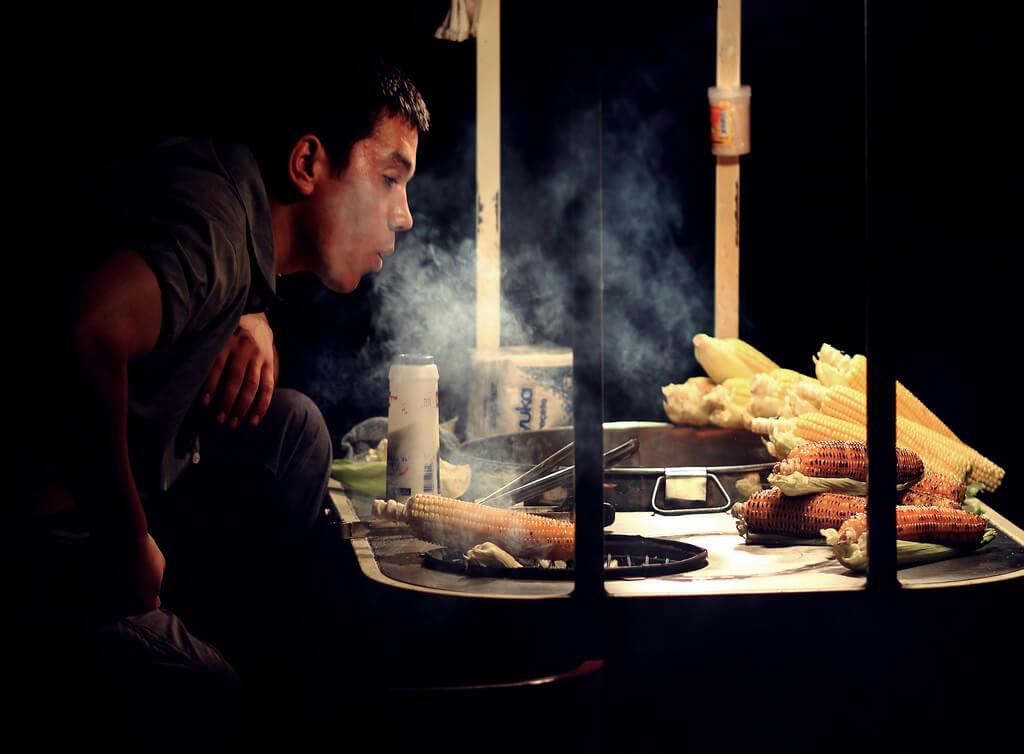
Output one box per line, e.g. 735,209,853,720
838,505,989,547
768,440,924,496
733,487,866,541
905,470,967,505
692,333,779,383
373,494,575,561
897,490,962,509
823,507,996,571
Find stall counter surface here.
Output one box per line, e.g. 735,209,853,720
328,481,1024,599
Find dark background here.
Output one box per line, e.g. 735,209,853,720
9,2,1018,521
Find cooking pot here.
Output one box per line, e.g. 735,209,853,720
453,421,776,513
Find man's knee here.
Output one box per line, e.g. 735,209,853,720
264,388,332,475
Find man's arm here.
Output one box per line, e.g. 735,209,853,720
67,248,165,612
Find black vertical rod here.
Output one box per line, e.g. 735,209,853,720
568,5,607,610
864,0,899,592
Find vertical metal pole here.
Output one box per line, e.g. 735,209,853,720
569,4,607,611
476,0,501,352
864,0,899,592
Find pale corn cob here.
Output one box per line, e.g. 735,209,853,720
781,375,824,418
812,384,1001,489
838,505,988,547
662,376,715,426
723,338,781,377
813,342,971,444
748,416,806,459
813,344,867,391
896,382,961,442
819,384,866,425
733,488,866,539
373,494,574,561
692,333,779,383
793,378,826,410
748,369,818,419
793,413,866,444
704,376,751,429
768,439,924,496
896,417,970,482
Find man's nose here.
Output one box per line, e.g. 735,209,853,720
389,191,413,232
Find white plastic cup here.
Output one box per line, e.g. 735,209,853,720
386,354,440,503
708,85,751,156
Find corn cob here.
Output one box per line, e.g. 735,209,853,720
733,487,866,540
814,383,964,477
748,369,819,419
905,470,967,505
749,416,806,459
814,344,867,391
793,413,866,444
704,376,751,429
373,495,574,561
900,417,1003,491
814,344,966,442
692,333,779,384
895,382,961,442
838,505,988,547
823,509,996,571
661,376,715,426
768,439,924,496
798,383,999,489
897,490,962,509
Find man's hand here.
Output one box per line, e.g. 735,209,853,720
202,313,277,428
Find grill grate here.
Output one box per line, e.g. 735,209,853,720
421,534,707,580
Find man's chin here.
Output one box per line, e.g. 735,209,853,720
319,274,359,295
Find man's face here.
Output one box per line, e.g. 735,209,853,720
301,114,419,293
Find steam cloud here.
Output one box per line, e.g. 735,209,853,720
283,87,713,446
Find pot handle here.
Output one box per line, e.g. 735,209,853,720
650,466,732,515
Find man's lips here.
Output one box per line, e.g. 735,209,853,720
373,248,394,272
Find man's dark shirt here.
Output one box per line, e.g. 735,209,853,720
79,137,279,499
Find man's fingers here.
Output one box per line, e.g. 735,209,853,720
214,354,250,421
202,352,228,406
248,363,275,426
228,363,264,427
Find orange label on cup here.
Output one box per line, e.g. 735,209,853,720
710,102,733,146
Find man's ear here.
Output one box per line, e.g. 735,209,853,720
286,135,324,196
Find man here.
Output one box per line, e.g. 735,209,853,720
7,60,430,741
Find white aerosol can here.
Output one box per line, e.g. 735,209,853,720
386,354,440,503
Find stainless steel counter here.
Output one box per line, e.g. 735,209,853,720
328,480,1024,599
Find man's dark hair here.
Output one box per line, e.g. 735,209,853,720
250,59,430,202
